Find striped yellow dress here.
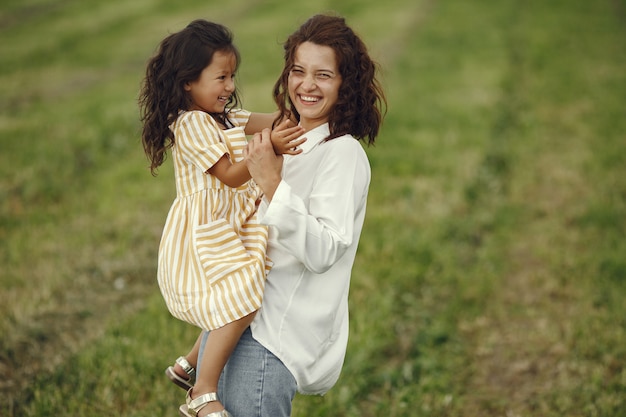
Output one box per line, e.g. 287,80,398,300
157,109,270,331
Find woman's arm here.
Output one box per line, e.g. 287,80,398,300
248,130,370,274
244,129,282,201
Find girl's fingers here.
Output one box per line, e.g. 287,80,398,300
289,137,307,147
273,119,291,134
279,118,295,128
283,148,303,155
275,122,303,136
284,125,305,135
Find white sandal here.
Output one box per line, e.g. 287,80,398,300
165,356,196,390
179,389,232,417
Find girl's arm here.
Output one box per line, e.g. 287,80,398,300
245,112,279,136
206,115,302,188
207,156,251,188
246,112,306,155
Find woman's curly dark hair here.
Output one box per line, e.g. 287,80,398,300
273,14,387,145
139,19,242,175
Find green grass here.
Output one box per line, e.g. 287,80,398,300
1,0,625,416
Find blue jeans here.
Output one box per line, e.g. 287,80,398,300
198,328,297,417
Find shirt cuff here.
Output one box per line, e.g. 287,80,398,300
259,180,290,225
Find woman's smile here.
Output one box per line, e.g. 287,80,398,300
288,41,341,131
297,94,321,103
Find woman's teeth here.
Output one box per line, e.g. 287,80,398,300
300,95,318,102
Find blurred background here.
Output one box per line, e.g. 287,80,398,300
1,0,625,415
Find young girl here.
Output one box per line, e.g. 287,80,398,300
139,19,304,417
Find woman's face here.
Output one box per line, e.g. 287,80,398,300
288,41,342,130
185,50,236,114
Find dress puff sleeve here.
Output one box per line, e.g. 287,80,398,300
175,111,230,173
227,108,251,128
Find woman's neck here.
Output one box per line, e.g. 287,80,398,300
300,120,328,131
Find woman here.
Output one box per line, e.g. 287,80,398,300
199,13,386,417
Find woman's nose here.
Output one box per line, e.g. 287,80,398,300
301,74,316,90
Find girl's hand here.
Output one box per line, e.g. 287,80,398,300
270,119,306,155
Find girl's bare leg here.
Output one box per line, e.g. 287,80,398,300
173,332,202,379
192,312,256,416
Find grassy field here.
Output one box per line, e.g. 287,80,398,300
1,0,625,416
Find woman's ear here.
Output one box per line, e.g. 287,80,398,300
184,82,192,92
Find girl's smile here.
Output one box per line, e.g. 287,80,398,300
185,50,237,114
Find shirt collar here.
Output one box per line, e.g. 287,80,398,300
296,123,330,154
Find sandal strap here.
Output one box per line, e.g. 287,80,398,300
175,356,196,380
204,411,232,417
188,392,218,409
186,390,219,416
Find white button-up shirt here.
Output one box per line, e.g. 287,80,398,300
251,123,371,394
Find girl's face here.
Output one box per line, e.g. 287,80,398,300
288,42,342,130
185,50,237,114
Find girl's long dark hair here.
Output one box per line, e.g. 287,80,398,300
273,14,387,145
139,19,242,175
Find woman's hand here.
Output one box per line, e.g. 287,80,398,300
245,128,283,202
270,119,306,155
